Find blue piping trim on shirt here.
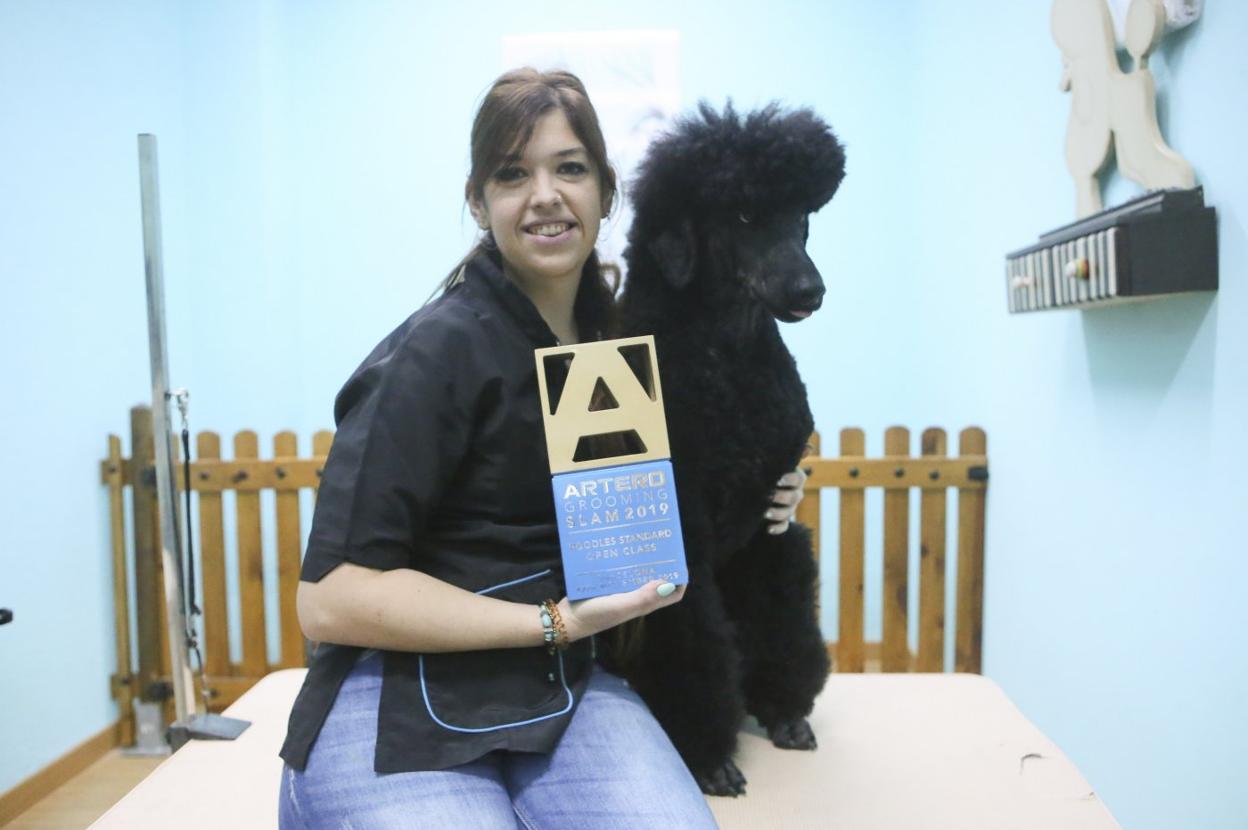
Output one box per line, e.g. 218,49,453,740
418,568,574,733
474,568,552,596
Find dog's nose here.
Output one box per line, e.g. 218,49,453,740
791,282,825,311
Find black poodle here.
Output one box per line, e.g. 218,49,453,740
613,102,846,796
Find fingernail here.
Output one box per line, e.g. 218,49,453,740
764,510,777,520
656,582,676,597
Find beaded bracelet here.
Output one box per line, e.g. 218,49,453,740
539,599,569,654
538,602,556,650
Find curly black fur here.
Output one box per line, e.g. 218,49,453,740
629,102,846,232
611,102,845,796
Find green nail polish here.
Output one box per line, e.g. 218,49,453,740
656,582,676,598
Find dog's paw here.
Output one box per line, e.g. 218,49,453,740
695,759,748,797
766,717,817,750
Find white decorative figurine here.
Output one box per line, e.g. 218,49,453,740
1051,0,1196,217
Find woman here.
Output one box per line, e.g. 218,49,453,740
277,68,806,829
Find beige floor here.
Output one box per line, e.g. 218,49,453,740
5,750,164,830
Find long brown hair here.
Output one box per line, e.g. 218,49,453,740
442,67,620,339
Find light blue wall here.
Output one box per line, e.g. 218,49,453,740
0,0,190,794
1,2,1244,828
909,5,1247,830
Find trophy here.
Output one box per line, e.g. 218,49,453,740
534,335,688,600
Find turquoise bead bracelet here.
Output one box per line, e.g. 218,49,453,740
539,599,568,654
540,603,556,648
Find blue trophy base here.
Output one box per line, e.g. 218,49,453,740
552,459,688,600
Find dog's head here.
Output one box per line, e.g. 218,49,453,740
626,102,846,323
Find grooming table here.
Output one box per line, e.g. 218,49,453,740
90,670,1120,829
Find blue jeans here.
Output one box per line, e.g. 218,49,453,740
279,649,719,829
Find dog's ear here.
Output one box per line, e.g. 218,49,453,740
647,217,697,290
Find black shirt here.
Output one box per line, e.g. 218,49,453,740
278,252,594,773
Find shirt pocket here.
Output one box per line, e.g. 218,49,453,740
418,569,580,733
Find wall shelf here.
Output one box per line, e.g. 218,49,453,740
1004,187,1217,313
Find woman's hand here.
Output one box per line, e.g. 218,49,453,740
764,466,808,534
557,579,686,642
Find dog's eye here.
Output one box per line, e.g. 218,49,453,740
738,212,751,224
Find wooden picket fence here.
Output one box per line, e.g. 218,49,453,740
101,407,335,740
795,427,989,674
101,409,987,744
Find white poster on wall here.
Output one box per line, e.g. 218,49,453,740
501,30,681,281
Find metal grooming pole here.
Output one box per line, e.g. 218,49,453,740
137,134,249,749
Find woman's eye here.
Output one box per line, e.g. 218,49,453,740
493,166,526,183
559,161,588,176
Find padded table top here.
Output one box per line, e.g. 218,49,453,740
90,670,1119,829
709,673,1119,829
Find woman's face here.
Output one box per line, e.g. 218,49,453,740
472,108,604,294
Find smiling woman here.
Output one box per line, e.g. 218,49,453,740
274,67,728,830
